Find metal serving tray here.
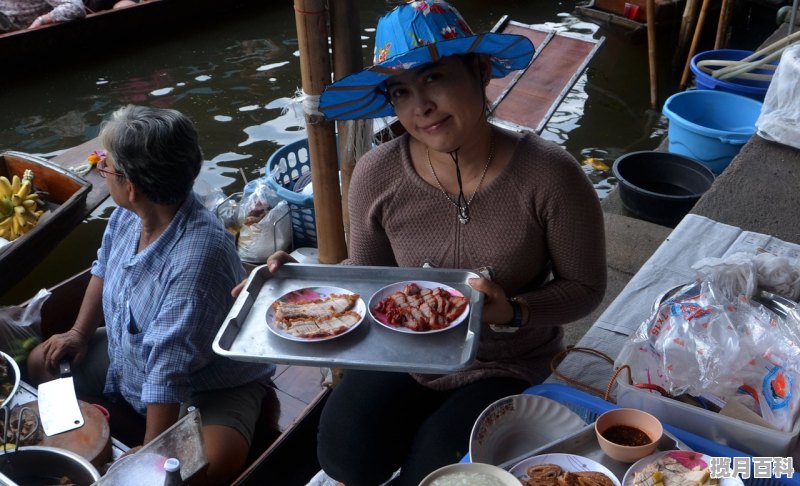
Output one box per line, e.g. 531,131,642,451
213,263,484,373
502,423,687,480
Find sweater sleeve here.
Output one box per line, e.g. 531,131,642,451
518,139,607,327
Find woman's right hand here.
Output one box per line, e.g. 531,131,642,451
40,329,89,375
231,251,298,298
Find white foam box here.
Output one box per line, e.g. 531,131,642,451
617,380,800,457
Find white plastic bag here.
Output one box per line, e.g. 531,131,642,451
756,43,800,150
237,200,291,263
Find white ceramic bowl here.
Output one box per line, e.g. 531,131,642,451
419,462,520,486
469,394,585,466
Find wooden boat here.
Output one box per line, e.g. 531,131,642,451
574,0,683,42
0,0,272,80
0,151,93,296
22,267,329,484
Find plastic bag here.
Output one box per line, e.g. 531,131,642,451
617,272,800,432
756,43,800,150
194,179,227,213
236,177,291,263
0,289,49,366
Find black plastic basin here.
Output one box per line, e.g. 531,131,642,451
612,151,716,227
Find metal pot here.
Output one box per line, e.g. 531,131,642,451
0,351,20,409
0,446,101,485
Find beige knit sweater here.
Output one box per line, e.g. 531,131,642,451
346,132,607,389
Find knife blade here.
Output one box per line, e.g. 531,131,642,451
37,359,84,436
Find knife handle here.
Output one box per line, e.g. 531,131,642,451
59,359,72,377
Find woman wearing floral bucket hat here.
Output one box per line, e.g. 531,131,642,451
287,1,606,484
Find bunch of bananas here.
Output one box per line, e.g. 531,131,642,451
0,170,44,241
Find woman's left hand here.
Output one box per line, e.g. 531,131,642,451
468,277,514,325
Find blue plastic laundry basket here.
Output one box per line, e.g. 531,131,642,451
266,139,317,248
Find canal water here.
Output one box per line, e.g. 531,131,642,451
1,0,677,303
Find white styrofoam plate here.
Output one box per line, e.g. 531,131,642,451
470,394,586,466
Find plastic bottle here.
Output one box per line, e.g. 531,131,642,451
163,457,182,486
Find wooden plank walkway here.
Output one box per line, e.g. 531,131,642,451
487,18,605,135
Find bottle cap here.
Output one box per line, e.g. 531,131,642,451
164,458,181,473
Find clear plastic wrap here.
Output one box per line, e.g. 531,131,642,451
0,289,49,366
756,43,800,150
616,255,800,432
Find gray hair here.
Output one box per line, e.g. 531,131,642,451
99,105,203,205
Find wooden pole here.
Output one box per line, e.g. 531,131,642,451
714,0,733,49
646,0,658,109
680,0,712,88
329,0,363,246
293,0,348,264
674,0,699,71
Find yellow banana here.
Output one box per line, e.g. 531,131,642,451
0,227,6,239
10,214,19,235
11,194,21,206
22,199,35,208
10,175,20,194
0,217,10,229
16,181,31,199
0,177,11,198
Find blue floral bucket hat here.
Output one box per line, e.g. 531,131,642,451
319,0,535,120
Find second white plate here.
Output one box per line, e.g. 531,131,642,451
469,394,586,467
510,453,621,486
368,280,470,334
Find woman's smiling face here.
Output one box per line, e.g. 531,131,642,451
385,54,488,153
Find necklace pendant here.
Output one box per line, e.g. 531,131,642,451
458,206,470,225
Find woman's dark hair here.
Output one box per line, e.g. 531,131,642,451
99,105,203,205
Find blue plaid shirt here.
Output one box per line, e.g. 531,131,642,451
91,193,274,414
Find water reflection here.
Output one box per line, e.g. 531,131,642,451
0,1,668,301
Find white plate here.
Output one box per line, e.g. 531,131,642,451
510,453,621,486
623,450,744,486
266,286,366,342
469,394,586,467
368,280,470,334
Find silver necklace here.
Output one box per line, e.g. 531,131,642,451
427,135,495,224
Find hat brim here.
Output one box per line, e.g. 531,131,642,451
319,32,534,120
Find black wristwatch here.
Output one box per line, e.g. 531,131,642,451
489,298,524,333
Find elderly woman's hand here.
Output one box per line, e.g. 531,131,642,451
40,329,89,375
468,277,515,325
231,251,299,298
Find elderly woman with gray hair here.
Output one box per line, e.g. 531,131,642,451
28,105,275,486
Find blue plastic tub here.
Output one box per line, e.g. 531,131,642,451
662,90,763,174
690,49,775,101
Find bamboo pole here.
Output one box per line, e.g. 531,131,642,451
293,0,348,263
329,0,363,247
646,0,657,109
714,0,733,49
674,0,699,71
680,0,712,88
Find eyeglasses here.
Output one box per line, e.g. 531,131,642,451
97,158,125,179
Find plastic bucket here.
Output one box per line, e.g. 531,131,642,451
662,90,762,175
690,49,775,101
612,151,715,227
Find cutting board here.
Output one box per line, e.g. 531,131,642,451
21,399,112,468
